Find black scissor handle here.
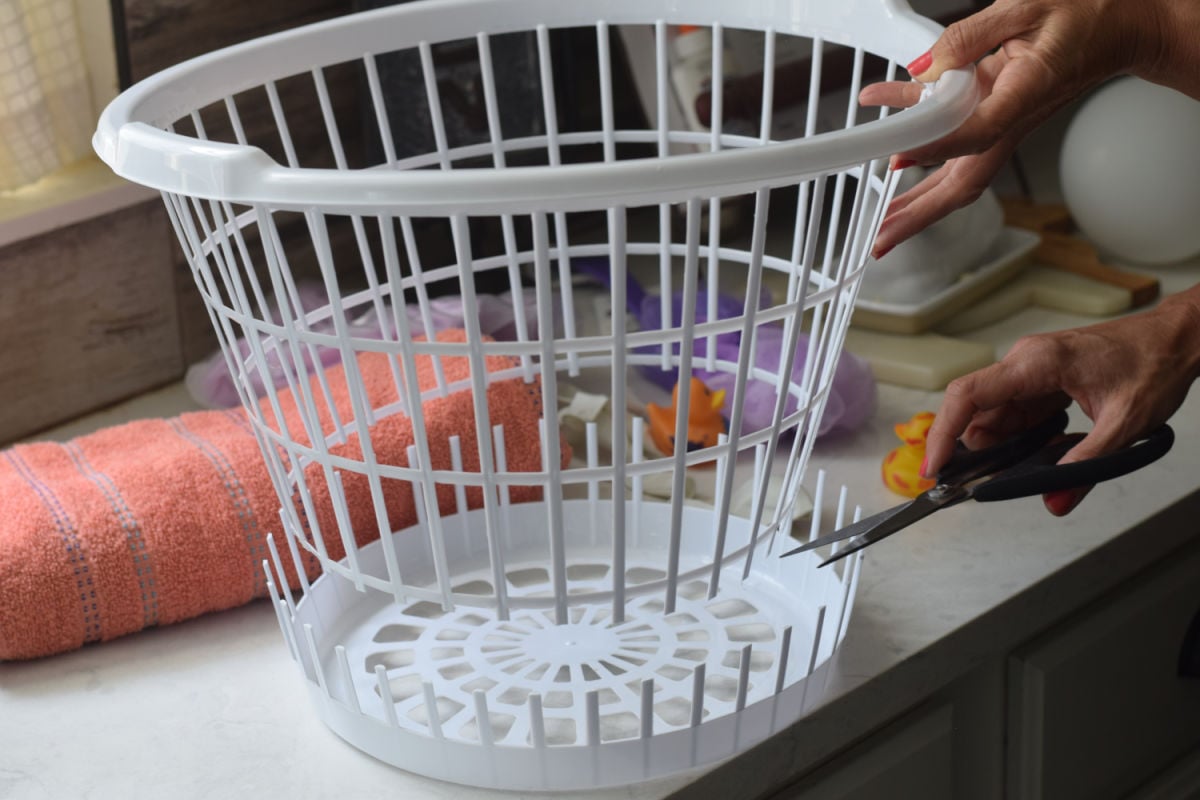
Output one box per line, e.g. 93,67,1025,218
972,424,1175,503
935,409,1070,487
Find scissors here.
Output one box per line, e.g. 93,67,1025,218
783,409,1175,567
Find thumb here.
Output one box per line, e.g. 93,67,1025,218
909,1,1030,81
1042,416,1128,517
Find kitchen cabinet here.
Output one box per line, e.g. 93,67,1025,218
767,704,954,800
763,541,1200,800
1007,541,1200,800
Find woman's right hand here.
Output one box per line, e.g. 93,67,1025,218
922,288,1200,516
862,0,1197,258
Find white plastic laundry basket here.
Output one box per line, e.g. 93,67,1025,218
95,0,975,790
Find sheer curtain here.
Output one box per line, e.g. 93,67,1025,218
0,0,95,192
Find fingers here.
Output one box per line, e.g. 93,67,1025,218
922,365,1001,478
871,143,1012,256
908,0,1034,82
858,81,925,110
922,340,1069,478
960,393,1072,450
1041,416,1130,515
893,57,1048,167
1044,486,1092,516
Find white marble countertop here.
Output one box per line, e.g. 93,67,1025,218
4,256,1199,799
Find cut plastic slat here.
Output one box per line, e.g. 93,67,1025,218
375,665,400,727
335,645,362,714
422,682,444,739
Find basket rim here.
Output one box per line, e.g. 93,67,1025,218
93,0,979,215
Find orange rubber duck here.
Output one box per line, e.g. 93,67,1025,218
646,377,728,457
882,411,938,498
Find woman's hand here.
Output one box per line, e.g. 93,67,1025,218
922,289,1200,515
861,0,1191,258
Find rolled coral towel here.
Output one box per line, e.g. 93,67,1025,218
0,330,566,660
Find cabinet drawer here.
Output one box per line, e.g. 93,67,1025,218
768,704,954,800
1008,544,1200,800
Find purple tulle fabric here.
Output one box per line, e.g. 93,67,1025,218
187,268,876,440
633,291,876,439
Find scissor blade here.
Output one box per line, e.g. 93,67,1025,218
781,500,915,558
819,492,948,567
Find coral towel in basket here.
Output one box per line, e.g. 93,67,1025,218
0,330,566,660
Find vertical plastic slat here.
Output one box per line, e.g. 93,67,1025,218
741,442,769,578
532,25,580,377
704,23,726,373
335,645,362,714
263,563,300,663
759,29,776,142
654,20,673,371
375,664,400,727
708,187,770,597
266,533,297,616
586,421,600,547
418,42,452,170
798,604,827,711
539,417,568,625
222,96,248,145
310,66,348,169
408,443,454,610
473,690,495,745
362,53,399,167
395,216,449,395
476,32,533,382
665,197,703,614
774,625,793,695
631,416,645,548
378,214,459,606
422,682,445,739
808,470,827,543
450,214,510,619
586,688,601,745
531,213,567,622
327,471,367,592
840,551,868,642
608,206,629,623
597,22,616,163
302,623,328,698
735,644,752,711
640,678,655,738
264,81,299,167
492,424,511,514
690,662,707,727
279,509,312,595
448,435,472,555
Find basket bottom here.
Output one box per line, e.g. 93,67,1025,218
276,499,858,790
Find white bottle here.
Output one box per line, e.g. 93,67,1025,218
669,25,739,133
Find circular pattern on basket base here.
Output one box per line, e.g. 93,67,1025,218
283,500,857,790
353,564,779,747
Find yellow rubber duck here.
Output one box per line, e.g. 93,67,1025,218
882,411,938,498
646,377,728,457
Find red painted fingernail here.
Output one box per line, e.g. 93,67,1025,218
890,158,916,171
919,455,929,478
907,50,933,77
1044,490,1081,517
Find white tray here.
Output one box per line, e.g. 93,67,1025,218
852,227,1041,334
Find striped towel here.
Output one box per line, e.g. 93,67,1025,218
0,330,566,660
